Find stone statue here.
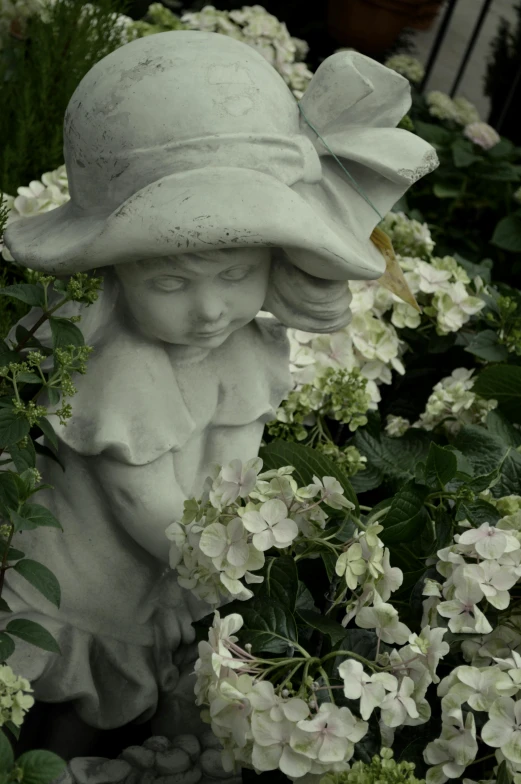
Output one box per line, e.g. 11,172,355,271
1,29,437,762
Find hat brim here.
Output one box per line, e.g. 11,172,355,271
4,167,386,281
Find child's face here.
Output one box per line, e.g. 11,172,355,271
115,247,271,347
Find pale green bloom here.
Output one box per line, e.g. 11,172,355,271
0,664,34,728
384,55,425,84
463,121,500,150
385,414,411,437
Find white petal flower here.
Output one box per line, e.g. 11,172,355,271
338,659,386,720
457,523,519,560
312,476,354,511
292,702,368,764
355,596,412,644
482,697,521,765
242,499,299,551
379,676,419,727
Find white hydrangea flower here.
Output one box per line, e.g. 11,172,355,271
457,523,520,560
437,574,493,635
463,122,501,150
311,476,354,511
482,697,521,765
432,281,485,334
408,626,450,683
378,675,419,727
241,498,299,551
384,54,425,84
338,659,386,720
424,710,478,783
385,415,411,438
355,595,412,645
391,302,421,329
291,702,368,764
380,212,435,258
251,711,312,777
335,543,366,590
451,665,517,711
211,457,263,507
414,367,497,434
0,664,34,728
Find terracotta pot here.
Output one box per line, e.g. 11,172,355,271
327,0,443,55
409,0,445,30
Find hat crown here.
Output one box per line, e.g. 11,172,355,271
63,31,300,210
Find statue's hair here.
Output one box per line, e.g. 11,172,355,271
7,248,352,349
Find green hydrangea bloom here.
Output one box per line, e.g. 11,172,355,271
320,748,425,784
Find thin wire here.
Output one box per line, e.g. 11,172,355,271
298,102,384,222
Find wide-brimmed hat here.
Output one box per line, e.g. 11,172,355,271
3,31,438,281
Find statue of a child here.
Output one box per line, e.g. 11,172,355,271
0,29,437,753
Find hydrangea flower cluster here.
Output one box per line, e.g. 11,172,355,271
165,458,354,604
384,55,425,85
194,610,448,780
180,4,313,98
0,663,35,727
321,747,425,784
418,506,521,782
463,121,501,151
386,368,498,437
426,92,480,126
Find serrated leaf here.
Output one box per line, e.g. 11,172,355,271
425,443,457,489
0,729,14,772
13,559,61,608
5,619,61,653
0,632,15,662
0,471,23,518
0,283,45,307
473,365,521,423
379,481,430,545
10,503,62,533
353,427,432,482
494,450,521,498
453,425,508,476
456,499,501,526
7,440,36,473
297,609,346,645
15,750,67,784
487,410,521,447
259,440,358,512
464,329,509,362
255,556,298,611
38,418,58,452
295,582,316,612
49,317,84,349
349,462,383,493
0,407,30,449
335,629,378,661
226,599,298,655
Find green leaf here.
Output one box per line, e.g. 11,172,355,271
10,503,62,533
487,410,521,447
413,121,452,146
16,371,41,384
0,632,15,662
254,556,298,611
49,317,84,349
226,599,298,655
494,450,521,498
321,552,337,582
353,427,432,483
297,610,346,645
0,598,11,612
295,582,316,612
473,365,521,424
36,417,58,452
0,283,45,307
492,215,521,252
0,471,23,518
335,629,378,661
15,750,67,784
7,440,36,473
444,447,474,479
379,481,430,545
433,182,462,198
0,542,25,562
425,443,458,489
451,139,481,168
260,440,358,512
464,329,509,362
13,559,61,608
349,462,383,493
453,425,508,476
0,730,14,773
497,760,514,784
3,721,20,741
0,407,30,449
5,619,61,653
456,499,501,527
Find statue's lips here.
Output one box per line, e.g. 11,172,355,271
195,326,229,338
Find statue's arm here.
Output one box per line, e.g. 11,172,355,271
91,449,186,564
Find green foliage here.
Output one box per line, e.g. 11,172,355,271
0,0,132,196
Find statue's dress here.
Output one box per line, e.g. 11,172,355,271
1,315,290,729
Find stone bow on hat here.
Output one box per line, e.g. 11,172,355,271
3,30,438,280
